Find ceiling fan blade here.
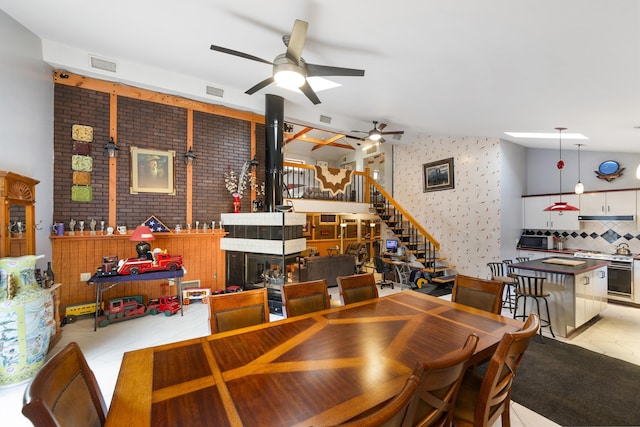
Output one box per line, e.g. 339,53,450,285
245,76,275,95
381,131,405,135
306,63,365,77
299,80,321,105
286,20,308,63
379,137,386,143
210,45,273,65
378,123,387,131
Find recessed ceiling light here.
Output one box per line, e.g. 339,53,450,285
504,132,588,139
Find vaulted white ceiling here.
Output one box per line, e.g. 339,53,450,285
2,0,640,157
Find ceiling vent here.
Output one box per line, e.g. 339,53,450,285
392,134,403,141
89,55,117,73
364,144,378,155
206,85,224,97
319,115,332,124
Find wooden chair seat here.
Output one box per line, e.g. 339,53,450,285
453,314,540,427
281,279,330,318
452,274,504,314
22,341,107,427
208,288,269,334
337,273,379,305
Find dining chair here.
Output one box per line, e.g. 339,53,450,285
452,313,540,427
405,333,479,427
22,341,107,427
337,363,422,427
281,279,330,318
451,274,505,314
337,272,379,305
208,288,269,334
487,262,516,312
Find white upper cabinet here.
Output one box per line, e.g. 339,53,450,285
523,194,580,230
579,190,636,216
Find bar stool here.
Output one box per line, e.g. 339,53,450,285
513,274,555,341
487,262,516,313
516,257,530,263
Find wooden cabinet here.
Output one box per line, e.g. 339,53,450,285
0,171,39,257
522,195,579,230
579,190,636,217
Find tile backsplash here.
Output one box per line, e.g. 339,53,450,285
524,221,640,254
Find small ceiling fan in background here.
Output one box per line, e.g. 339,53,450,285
352,121,405,143
210,19,365,105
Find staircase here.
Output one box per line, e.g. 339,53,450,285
368,180,456,286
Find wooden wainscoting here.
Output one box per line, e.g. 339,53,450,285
51,231,226,313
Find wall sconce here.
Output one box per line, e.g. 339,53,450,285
105,137,119,158
184,147,196,165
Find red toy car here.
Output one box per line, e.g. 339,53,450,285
117,252,183,275
148,296,181,316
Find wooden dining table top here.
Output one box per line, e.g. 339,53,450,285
105,291,523,427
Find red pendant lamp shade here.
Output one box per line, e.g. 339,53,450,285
544,127,580,212
130,225,156,258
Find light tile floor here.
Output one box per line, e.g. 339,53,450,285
3,284,639,426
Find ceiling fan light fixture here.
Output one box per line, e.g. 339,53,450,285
368,130,382,141
273,54,305,88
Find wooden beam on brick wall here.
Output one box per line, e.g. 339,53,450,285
53,71,265,125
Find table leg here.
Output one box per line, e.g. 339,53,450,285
178,277,183,316
94,283,100,331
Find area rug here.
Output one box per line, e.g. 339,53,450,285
510,337,640,426
412,283,452,298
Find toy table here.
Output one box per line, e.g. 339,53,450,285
87,269,185,331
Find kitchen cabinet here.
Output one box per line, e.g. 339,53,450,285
575,267,607,328
516,249,547,261
522,194,579,230
579,190,636,217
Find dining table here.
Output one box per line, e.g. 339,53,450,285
105,291,523,427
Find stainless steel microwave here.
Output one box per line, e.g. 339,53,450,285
517,235,553,250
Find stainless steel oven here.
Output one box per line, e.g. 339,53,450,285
574,251,634,300
608,260,633,298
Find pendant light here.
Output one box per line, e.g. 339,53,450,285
544,127,580,211
574,143,584,194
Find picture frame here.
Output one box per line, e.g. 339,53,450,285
130,147,176,194
423,157,454,192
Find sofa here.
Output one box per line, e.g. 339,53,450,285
297,254,357,287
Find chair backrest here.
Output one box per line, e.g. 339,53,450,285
515,257,529,263
453,314,540,427
22,341,107,427
282,279,330,318
208,288,269,334
374,256,391,274
338,364,422,427
345,242,364,256
452,274,504,314
405,334,479,427
337,273,379,305
513,274,547,296
486,262,506,278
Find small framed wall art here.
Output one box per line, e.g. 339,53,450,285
130,147,176,195
423,157,455,192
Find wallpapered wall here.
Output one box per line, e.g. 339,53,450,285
394,135,502,278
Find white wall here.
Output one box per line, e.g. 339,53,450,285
394,135,501,278
0,11,54,265
499,140,527,262
525,148,640,195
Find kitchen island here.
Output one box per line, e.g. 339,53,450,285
510,257,609,337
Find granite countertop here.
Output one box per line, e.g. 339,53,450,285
510,257,610,275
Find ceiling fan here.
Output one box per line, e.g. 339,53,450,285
352,121,405,143
210,19,365,105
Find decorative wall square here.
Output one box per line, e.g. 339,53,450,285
71,155,93,172
71,185,93,202
72,141,91,155
72,171,91,185
72,124,93,142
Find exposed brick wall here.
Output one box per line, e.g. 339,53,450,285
53,84,265,230
53,85,110,225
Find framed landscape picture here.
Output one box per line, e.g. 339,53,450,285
423,157,454,192
130,147,176,194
